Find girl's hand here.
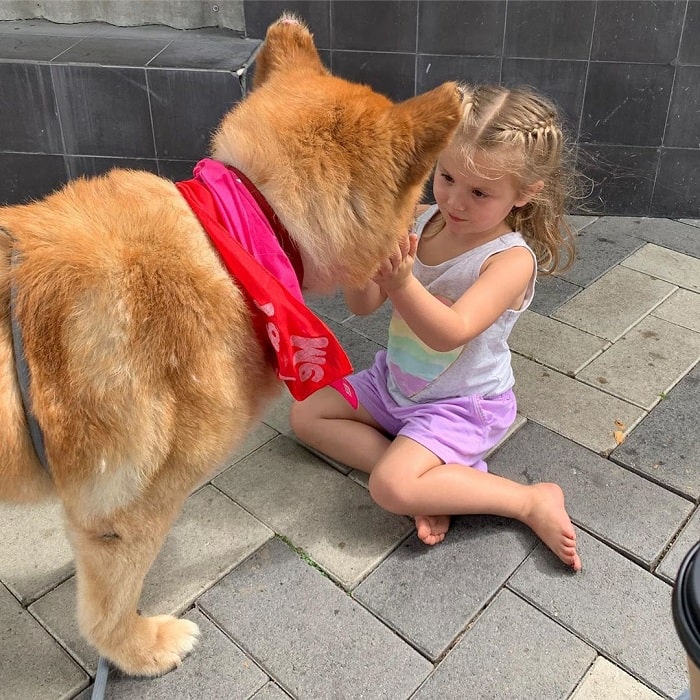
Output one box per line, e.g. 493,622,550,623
373,233,419,292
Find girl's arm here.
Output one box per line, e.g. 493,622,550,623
344,227,415,315
344,280,387,316
378,240,534,352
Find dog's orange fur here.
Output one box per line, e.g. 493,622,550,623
0,16,461,676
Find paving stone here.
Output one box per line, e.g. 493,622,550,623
353,516,536,660
512,354,645,455
488,423,692,567
251,683,293,700
652,289,700,333
622,243,700,292
294,438,352,475
530,274,582,316
509,309,608,375
610,365,700,499
213,436,414,588
324,316,386,372
558,217,647,287
569,214,600,231
577,315,700,410
570,656,665,699
73,609,268,699
209,421,279,479
679,219,700,229
304,289,353,323
614,217,700,258
0,500,74,604
198,537,433,699
412,589,595,700
657,508,700,584
30,485,273,673
261,391,294,435
552,266,676,342
0,583,87,700
345,301,392,347
508,530,687,698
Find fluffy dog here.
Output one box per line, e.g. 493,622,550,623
0,15,461,676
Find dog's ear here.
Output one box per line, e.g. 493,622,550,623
253,14,327,90
388,82,463,189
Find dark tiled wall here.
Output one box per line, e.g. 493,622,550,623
0,20,258,205
1,2,698,219
245,0,700,219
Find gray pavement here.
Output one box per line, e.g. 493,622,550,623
2,215,699,699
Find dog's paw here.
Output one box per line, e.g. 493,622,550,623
108,615,200,677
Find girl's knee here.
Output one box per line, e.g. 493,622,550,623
368,470,413,514
289,399,315,439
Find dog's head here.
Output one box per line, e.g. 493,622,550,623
211,14,462,292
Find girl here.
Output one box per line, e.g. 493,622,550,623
291,85,582,571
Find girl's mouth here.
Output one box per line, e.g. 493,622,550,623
448,213,467,223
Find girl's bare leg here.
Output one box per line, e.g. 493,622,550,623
369,436,581,570
291,394,581,570
290,387,390,473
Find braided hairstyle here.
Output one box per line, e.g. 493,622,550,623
444,84,580,274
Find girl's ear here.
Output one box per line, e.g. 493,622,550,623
514,179,544,208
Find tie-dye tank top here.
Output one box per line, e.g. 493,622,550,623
385,204,537,406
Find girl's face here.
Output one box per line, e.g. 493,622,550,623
432,147,533,240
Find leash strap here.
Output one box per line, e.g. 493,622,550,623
91,656,109,700
9,248,51,473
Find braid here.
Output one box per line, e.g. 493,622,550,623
452,84,580,274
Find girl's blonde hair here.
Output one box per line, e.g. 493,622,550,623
437,84,581,274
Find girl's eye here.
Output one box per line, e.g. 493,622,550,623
440,172,454,183
473,189,486,198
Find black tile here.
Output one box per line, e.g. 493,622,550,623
504,1,594,60
56,36,173,67
332,0,417,52
680,0,700,66
501,58,587,133
147,69,242,160
577,144,658,217
588,216,700,259
530,276,581,316
66,155,159,180
416,54,500,92
556,216,648,287
610,365,700,499
331,51,416,102
51,64,154,158
652,149,700,219
0,62,63,153
158,159,199,182
0,19,108,36
592,0,685,63
665,66,700,148
243,0,330,48
149,33,259,70
96,24,184,41
418,0,505,56
0,33,81,60
0,152,68,206
581,63,674,146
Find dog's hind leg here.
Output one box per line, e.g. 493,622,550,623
63,470,200,677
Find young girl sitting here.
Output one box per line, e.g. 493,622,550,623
290,84,582,571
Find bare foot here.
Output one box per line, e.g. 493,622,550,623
523,483,581,571
415,514,450,545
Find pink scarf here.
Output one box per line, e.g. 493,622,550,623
176,159,358,407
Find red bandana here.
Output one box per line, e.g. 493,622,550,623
176,161,358,407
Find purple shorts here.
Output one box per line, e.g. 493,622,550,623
348,357,516,471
